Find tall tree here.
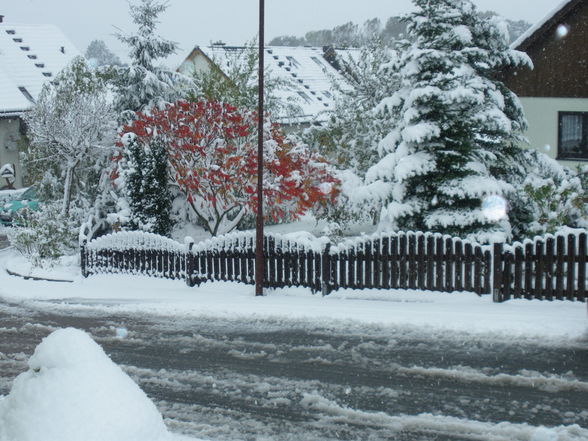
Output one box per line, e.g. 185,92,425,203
365,0,531,242
113,0,188,235
85,40,123,67
114,0,187,115
23,56,116,218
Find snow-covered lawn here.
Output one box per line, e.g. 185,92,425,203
0,247,585,342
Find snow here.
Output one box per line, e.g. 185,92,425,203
0,328,199,441
0,247,585,342
0,21,80,113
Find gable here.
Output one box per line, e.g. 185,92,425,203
503,0,587,98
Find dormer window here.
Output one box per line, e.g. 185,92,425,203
42,72,52,77
18,87,35,103
13,38,22,43
6,30,16,35
35,63,45,68
20,46,30,51
27,55,37,59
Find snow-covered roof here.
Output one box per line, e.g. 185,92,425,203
179,45,356,124
511,0,581,50
0,21,80,114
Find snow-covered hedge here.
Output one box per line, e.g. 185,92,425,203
85,231,185,252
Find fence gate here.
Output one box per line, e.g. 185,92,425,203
493,233,587,302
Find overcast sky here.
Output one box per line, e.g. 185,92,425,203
2,0,562,67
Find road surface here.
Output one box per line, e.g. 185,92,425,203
0,298,586,440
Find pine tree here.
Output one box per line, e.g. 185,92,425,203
85,40,123,67
366,0,531,242
114,0,187,115
121,134,173,236
113,0,186,236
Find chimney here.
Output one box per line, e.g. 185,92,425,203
60,46,65,54
0,15,5,23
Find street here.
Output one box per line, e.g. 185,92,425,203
0,297,587,441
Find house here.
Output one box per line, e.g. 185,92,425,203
502,0,588,168
0,15,80,189
177,45,355,129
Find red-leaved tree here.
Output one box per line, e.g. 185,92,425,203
120,100,339,236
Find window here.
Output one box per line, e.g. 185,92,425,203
558,112,588,160
286,56,300,68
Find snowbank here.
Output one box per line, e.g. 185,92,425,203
0,328,170,441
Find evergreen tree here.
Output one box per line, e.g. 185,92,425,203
114,0,188,115
85,39,123,67
121,134,173,236
365,0,531,242
113,0,185,236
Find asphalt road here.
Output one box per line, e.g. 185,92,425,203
0,298,587,441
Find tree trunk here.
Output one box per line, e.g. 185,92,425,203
62,166,75,217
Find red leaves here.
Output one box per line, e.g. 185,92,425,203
119,99,339,227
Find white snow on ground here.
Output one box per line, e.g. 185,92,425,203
0,328,203,441
0,247,586,342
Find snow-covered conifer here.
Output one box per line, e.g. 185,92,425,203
114,0,188,115
119,133,173,236
366,0,531,242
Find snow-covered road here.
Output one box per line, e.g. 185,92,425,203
1,298,586,441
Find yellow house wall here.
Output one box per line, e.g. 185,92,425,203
520,97,588,169
0,118,24,189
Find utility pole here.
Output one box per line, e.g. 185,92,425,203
255,0,265,296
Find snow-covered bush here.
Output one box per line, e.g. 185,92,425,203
7,203,78,266
509,150,587,238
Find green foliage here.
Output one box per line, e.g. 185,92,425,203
122,134,173,236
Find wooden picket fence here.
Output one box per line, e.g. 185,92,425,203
493,233,587,302
81,231,587,302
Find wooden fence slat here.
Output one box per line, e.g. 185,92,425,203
555,236,565,300
566,235,576,301
464,242,472,293
513,246,523,299
534,240,544,300
391,236,399,289
578,233,586,301
444,238,453,293
524,242,533,300
426,236,435,291
417,235,425,290
545,237,555,301
454,240,463,292
435,236,444,291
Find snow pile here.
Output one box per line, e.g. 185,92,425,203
0,328,170,441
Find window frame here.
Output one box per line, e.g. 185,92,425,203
557,111,588,161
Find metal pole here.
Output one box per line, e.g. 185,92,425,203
255,0,265,296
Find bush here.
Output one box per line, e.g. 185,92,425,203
7,203,78,266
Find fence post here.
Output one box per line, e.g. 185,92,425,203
321,243,332,296
80,239,88,278
493,242,503,303
185,237,196,287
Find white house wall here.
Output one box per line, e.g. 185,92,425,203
520,97,588,169
0,118,23,188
